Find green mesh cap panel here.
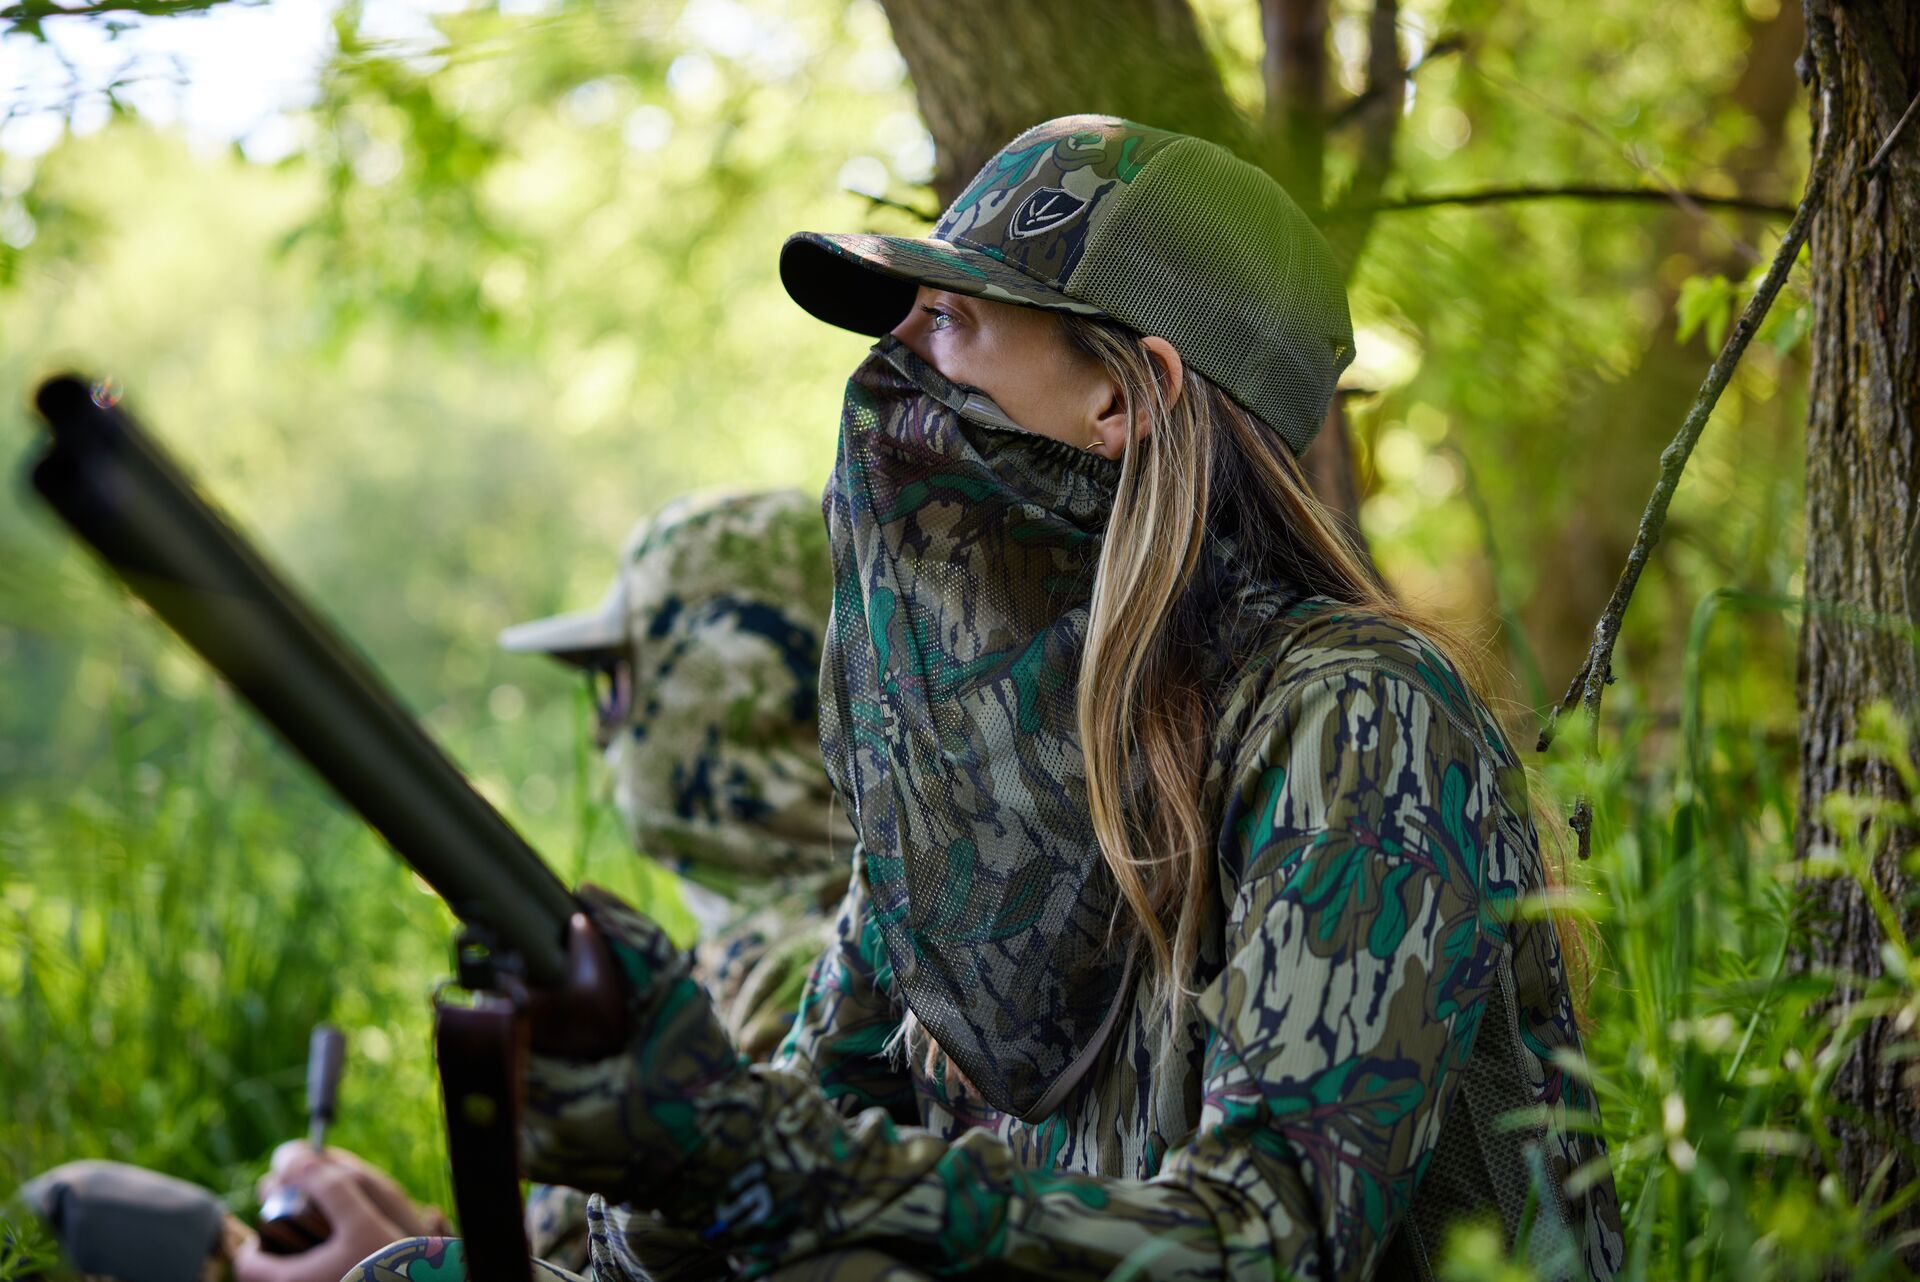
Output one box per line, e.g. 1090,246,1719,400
782,114,1356,453
1064,135,1354,455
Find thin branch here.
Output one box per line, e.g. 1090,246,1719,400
1,0,238,31
1317,183,1795,221
1865,87,1920,175
1328,33,1466,130
1534,0,1845,859
858,191,939,224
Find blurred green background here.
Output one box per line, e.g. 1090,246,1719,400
0,0,1860,1277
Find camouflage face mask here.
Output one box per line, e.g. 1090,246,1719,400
820,336,1136,1123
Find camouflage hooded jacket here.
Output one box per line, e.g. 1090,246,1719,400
515,588,1626,1281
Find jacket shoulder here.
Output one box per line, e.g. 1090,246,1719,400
1215,596,1516,768
1203,597,1541,910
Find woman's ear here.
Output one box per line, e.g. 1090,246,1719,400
1086,337,1187,459
1088,377,1129,458
1141,336,1185,413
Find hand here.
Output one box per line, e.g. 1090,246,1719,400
520,884,743,1206
517,906,631,1060
264,1142,451,1239
232,1145,449,1282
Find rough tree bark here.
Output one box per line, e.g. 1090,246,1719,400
876,0,1402,539
1795,0,1920,1246
877,0,1253,205
1266,0,1400,545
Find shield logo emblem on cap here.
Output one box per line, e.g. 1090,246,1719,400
1008,186,1088,239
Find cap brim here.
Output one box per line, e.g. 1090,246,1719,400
780,231,1105,335
498,606,624,665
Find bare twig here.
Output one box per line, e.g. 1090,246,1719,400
1,0,238,35
1328,33,1466,130
1865,88,1920,175
858,191,939,224
1535,0,1844,858
1317,183,1795,221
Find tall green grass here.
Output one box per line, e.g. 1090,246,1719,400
1471,591,1920,1280
0,643,686,1219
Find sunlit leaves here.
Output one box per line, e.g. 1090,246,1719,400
1677,270,1739,351
1677,246,1813,359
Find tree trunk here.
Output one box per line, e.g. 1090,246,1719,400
1795,0,1920,1247
876,0,1252,207
1261,0,1328,200
1304,391,1366,551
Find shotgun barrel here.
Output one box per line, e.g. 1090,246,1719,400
26,374,573,984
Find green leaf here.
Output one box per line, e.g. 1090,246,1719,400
1675,272,1734,348
1766,301,1811,357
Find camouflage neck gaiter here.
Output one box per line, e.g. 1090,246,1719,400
820,335,1136,1123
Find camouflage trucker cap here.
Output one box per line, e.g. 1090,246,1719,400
780,113,1355,454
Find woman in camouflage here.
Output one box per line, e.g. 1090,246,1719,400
362,115,1625,1281
283,489,848,1282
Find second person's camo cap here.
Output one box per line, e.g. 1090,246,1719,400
499,489,849,896
781,113,1355,454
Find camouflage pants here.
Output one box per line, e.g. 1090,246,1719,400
345,1237,930,1282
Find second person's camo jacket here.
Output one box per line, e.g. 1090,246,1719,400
516,593,1626,1281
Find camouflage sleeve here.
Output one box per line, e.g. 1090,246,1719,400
1176,662,1510,1277
523,1183,591,1274
766,854,918,1123
522,667,1504,1281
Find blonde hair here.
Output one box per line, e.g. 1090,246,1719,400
896,313,1588,1097
1060,312,1587,1066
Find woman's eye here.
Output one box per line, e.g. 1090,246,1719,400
922,306,953,332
